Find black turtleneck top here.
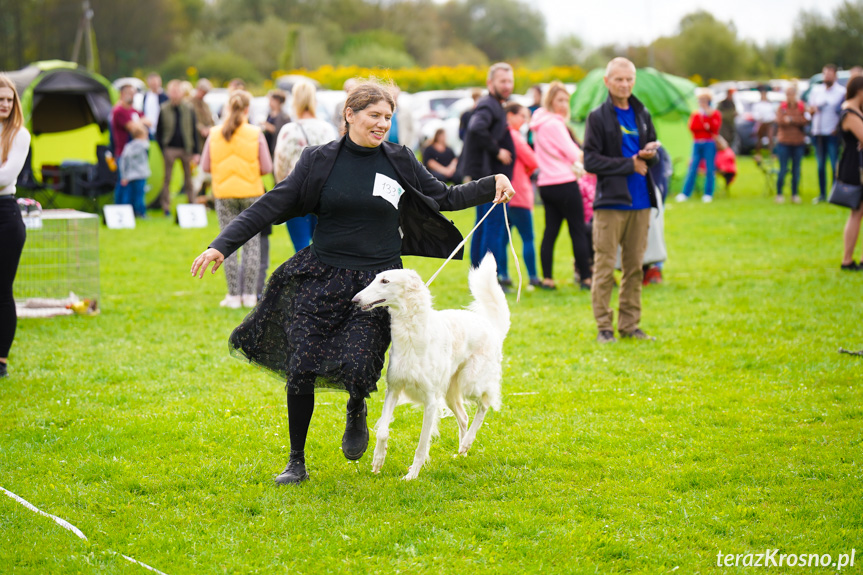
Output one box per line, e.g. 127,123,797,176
310,136,403,270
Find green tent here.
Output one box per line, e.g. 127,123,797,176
570,67,697,168
6,60,118,211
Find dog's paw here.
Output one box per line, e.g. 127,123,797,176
458,443,472,455
402,466,420,481
372,451,386,473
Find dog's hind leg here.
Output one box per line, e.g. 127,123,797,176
458,400,489,455
372,386,400,474
445,384,469,446
403,401,439,481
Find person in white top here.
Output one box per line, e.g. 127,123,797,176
808,64,847,202
0,74,32,378
141,72,165,137
273,80,338,251
751,87,777,156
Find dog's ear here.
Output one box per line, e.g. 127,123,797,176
405,270,424,291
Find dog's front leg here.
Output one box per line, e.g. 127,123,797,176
372,386,399,474
404,401,438,481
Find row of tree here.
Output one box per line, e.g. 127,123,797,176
1,0,862,84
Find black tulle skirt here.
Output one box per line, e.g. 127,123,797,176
229,247,400,397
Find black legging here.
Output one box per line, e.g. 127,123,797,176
539,181,592,281
0,197,26,358
287,393,315,452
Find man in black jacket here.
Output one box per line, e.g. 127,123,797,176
462,62,516,268
584,58,660,344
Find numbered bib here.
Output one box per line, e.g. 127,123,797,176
372,173,404,210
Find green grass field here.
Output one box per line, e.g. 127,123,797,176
2,157,861,574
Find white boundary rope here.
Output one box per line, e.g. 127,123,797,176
426,202,523,301
1,485,169,575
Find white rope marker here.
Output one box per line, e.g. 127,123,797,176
426,202,523,301
1,485,169,575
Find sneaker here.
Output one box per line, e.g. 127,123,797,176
499,278,513,288
275,451,309,485
597,330,617,344
220,295,242,309
775,195,785,204
242,294,257,308
643,267,663,285
813,196,826,204
342,397,369,461
0,362,7,378
791,195,802,204
702,195,713,204
675,193,689,203
620,328,656,341
539,279,557,291
841,261,861,271
579,280,592,291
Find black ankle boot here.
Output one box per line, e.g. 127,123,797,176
274,450,308,485
341,397,368,461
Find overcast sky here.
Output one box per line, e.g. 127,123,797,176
533,0,844,45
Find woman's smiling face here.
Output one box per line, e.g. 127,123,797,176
346,100,393,147
0,87,14,121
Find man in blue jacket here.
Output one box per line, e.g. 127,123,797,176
462,62,515,271
584,58,660,344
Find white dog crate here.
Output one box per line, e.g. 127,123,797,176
16,210,100,303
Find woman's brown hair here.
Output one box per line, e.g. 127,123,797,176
221,90,252,142
845,76,863,107
343,79,396,134
0,74,24,164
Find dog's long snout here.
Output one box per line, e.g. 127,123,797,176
351,294,362,305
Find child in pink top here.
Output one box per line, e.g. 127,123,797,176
504,102,540,285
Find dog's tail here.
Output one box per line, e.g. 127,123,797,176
468,253,510,338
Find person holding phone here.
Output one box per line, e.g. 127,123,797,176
584,58,660,344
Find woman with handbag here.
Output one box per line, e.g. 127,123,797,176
836,76,863,271
676,88,721,203
530,81,592,290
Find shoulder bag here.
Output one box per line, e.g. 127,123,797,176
828,110,863,209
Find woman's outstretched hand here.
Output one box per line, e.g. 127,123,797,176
191,248,225,278
493,174,516,204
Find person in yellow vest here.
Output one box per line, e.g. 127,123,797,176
200,90,273,309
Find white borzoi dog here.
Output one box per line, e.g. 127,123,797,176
351,253,510,480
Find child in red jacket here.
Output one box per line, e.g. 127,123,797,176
677,88,722,203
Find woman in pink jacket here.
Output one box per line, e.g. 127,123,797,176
504,102,540,287
530,82,592,290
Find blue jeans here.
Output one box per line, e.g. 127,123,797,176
286,214,317,251
814,135,840,199
127,179,147,216
470,202,492,267
482,202,508,279
682,140,716,197
114,165,129,205
775,144,805,197
503,206,538,281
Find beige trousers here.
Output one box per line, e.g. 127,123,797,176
160,147,195,211
591,208,651,333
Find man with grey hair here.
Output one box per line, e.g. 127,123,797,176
462,62,516,270
584,57,660,343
